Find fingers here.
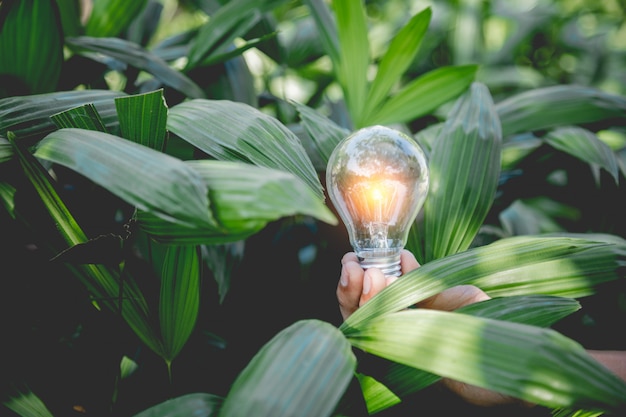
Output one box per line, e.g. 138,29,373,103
359,267,387,307
337,253,364,321
337,252,395,320
400,249,420,274
417,285,491,311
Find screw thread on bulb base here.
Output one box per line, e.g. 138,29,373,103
358,253,402,277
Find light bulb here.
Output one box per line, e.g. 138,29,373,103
326,125,429,277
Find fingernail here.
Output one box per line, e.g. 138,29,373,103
340,270,348,287
363,275,371,295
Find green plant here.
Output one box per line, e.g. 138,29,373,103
1,0,626,416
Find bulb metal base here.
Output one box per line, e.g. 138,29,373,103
358,253,402,277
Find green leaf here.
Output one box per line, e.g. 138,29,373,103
66,36,206,99
416,82,502,263
496,85,626,138
34,128,214,228
185,0,287,71
3,387,54,417
368,65,478,127
0,136,12,163
301,0,340,65
455,294,580,327
544,126,620,184
167,99,324,198
0,90,125,139
0,0,64,97
132,393,222,417
54,0,82,37
159,245,200,362
220,320,356,417
136,160,337,244
359,295,581,415
347,309,626,412
362,7,432,122
84,0,148,38
343,235,624,330
115,89,168,151
50,103,108,132
293,100,349,166
333,0,370,127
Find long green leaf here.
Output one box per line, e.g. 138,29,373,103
544,126,620,183
368,65,478,127
333,0,370,127
362,7,432,122
417,82,502,263
66,36,205,99
348,309,626,412
167,99,324,198
115,89,168,151
84,0,148,38
0,136,12,163
185,0,287,70
293,100,349,166
159,245,200,363
132,393,222,417
496,85,626,138
360,294,581,414
220,320,355,417
136,160,337,244
343,235,623,331
0,0,63,97
3,387,54,417
301,0,340,65
34,128,214,228
0,90,125,139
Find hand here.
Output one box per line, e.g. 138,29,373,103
337,250,489,321
336,250,531,408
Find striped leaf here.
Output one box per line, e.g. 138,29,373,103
133,393,222,417
0,136,12,163
362,7,432,123
167,99,324,198
343,235,624,331
293,100,349,167
115,89,168,151
360,294,581,415
66,37,205,99
84,0,148,38
347,309,626,412
367,65,478,127
3,387,54,417
301,0,339,67
544,126,620,183
0,90,125,139
34,128,214,228
185,0,287,70
136,160,337,244
496,85,626,138
333,0,369,127
50,104,108,132
416,82,502,263
159,245,200,363
0,0,64,97
220,320,355,417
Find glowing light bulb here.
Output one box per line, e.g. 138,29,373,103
326,125,429,276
